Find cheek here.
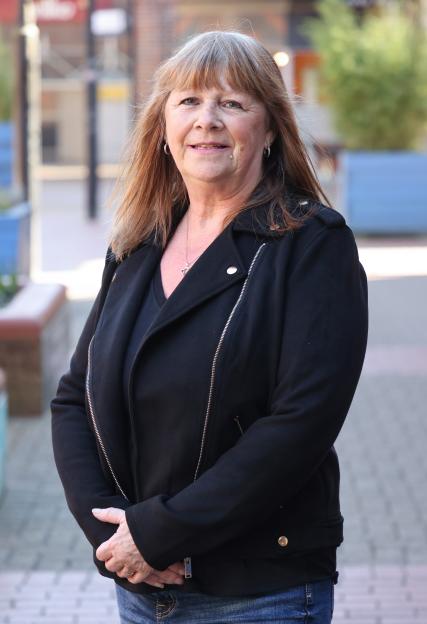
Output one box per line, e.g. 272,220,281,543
236,133,264,157
234,120,268,154
165,110,184,144
170,124,190,149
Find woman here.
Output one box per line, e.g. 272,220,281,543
51,31,368,623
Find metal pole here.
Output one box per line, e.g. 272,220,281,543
86,0,98,219
18,0,29,202
126,0,136,114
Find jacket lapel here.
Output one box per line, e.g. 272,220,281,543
150,196,293,335
144,222,248,337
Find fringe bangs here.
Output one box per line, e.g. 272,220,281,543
156,32,267,100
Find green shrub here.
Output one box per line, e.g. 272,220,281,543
0,274,19,307
0,35,12,121
303,0,427,150
0,189,23,212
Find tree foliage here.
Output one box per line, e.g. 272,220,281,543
0,36,12,121
303,0,427,150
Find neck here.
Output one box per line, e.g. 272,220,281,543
184,177,261,230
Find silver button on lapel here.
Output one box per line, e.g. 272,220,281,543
226,266,238,275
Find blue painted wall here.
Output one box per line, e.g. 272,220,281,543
340,152,427,233
0,203,31,275
0,122,13,188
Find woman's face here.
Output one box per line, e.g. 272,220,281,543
164,79,274,195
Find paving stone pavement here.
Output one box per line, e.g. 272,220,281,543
1,179,426,622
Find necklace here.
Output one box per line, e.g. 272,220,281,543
181,211,202,275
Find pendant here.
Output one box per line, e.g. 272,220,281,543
181,263,191,275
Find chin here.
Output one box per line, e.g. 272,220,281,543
186,167,234,185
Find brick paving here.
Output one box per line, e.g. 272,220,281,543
0,178,426,622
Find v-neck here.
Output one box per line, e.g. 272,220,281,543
153,261,168,305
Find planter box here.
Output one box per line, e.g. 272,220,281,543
0,283,69,415
0,202,31,275
339,151,427,234
0,369,7,499
0,122,13,188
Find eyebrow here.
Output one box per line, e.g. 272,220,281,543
172,87,246,96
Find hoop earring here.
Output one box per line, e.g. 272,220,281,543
264,145,271,159
163,142,171,156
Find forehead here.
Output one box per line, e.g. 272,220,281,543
163,58,260,97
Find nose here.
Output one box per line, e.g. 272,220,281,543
194,102,224,130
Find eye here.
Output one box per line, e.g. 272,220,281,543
222,100,243,109
179,97,198,105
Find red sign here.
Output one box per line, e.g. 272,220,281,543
36,0,87,23
0,0,113,25
0,0,17,23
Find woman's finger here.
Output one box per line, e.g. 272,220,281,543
168,562,185,576
95,539,113,562
141,572,165,588
152,569,184,585
92,507,125,524
105,557,126,574
116,566,134,579
127,571,155,586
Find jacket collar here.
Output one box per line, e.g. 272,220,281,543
121,187,308,258
234,186,315,234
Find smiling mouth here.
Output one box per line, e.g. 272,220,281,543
189,143,229,150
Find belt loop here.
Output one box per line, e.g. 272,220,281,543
305,582,313,606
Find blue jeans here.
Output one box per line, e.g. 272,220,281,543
115,578,334,623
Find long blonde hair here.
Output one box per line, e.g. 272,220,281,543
109,30,330,261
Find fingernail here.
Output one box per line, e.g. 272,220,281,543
154,583,164,588
92,508,101,513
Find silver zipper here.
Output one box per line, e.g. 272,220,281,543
193,242,268,482
182,243,267,579
234,415,244,436
183,556,192,578
86,335,129,501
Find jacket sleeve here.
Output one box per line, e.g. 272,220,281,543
125,223,369,570
51,250,132,560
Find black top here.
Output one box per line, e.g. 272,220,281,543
123,260,167,413
123,261,167,509
122,261,337,596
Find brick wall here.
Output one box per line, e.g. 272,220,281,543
133,0,177,104
0,284,69,416
133,0,289,102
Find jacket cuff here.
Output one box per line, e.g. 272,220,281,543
125,496,184,570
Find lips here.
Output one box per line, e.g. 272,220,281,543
189,143,229,149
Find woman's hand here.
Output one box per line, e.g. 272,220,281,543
92,507,185,587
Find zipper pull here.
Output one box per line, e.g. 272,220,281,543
184,556,192,579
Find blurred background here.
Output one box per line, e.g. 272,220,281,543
0,1,427,622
